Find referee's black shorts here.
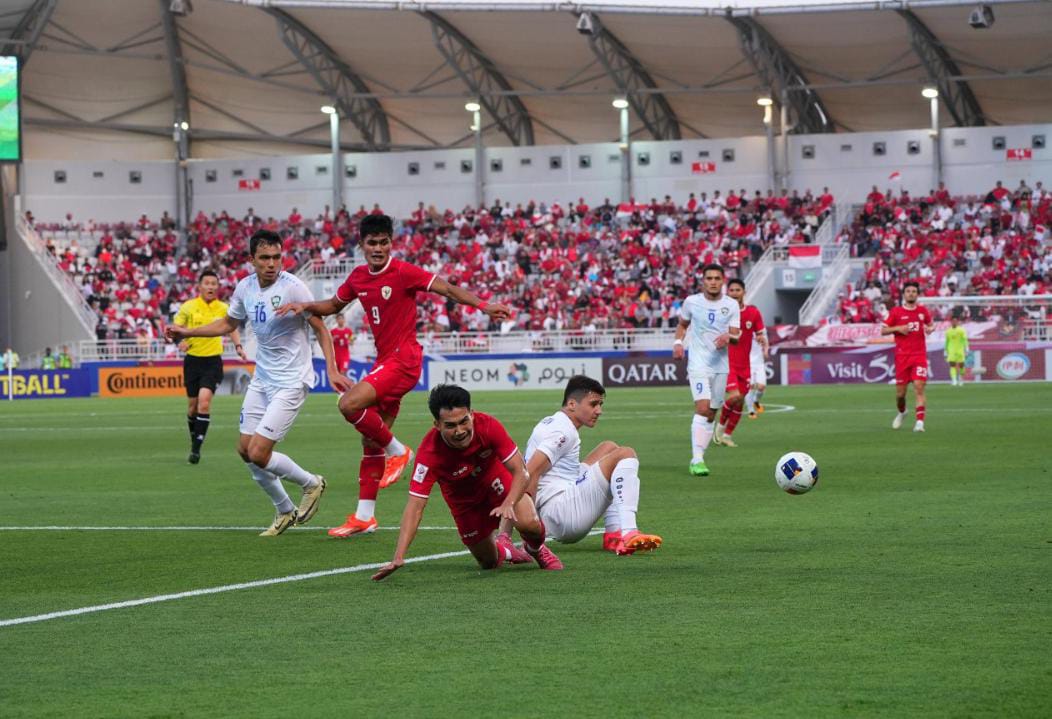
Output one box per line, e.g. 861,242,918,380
184,354,224,397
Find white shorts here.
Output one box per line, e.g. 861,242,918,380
750,356,767,387
688,370,727,406
239,379,308,442
537,463,611,544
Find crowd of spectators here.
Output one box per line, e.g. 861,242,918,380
834,180,1051,323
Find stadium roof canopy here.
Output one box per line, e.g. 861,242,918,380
5,0,1051,159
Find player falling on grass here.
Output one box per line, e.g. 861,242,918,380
744,331,769,419
166,230,350,536
371,384,561,581
881,281,934,432
276,214,511,538
673,264,741,476
944,314,969,387
714,278,767,447
173,270,248,465
508,375,662,556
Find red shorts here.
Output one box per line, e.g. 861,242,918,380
446,470,511,547
361,358,421,418
726,368,751,394
895,354,929,384
334,353,350,374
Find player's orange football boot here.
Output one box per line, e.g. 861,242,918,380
327,514,378,538
496,532,532,564
755,402,765,414
616,530,663,556
379,448,413,489
602,531,621,553
527,544,564,570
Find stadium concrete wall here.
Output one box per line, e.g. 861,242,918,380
19,124,1050,223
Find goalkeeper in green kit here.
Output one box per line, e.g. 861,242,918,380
944,315,969,386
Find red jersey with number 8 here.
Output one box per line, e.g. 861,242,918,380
335,258,435,367
884,305,932,357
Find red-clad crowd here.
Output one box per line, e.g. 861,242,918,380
834,180,1051,323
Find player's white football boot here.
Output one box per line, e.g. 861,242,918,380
295,475,326,525
892,411,906,430
720,434,738,448
713,423,725,446
260,509,298,536
913,420,925,433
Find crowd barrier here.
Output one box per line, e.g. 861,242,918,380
4,344,1050,399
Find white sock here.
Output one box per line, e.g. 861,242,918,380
755,387,765,404
744,390,756,412
609,458,640,535
385,437,406,457
247,461,294,513
691,414,713,463
602,504,620,534
264,452,316,488
355,499,376,521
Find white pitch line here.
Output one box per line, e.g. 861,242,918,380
0,525,454,532
0,549,471,628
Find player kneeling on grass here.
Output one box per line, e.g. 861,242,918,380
372,385,561,581
513,375,662,556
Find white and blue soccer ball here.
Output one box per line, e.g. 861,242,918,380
775,451,819,495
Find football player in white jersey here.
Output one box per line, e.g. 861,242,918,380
745,332,769,419
513,375,662,555
167,230,352,536
672,264,741,476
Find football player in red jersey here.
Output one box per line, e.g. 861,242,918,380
714,278,767,447
330,313,353,374
276,215,511,537
881,281,935,432
371,385,561,580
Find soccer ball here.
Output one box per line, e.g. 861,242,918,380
775,451,819,495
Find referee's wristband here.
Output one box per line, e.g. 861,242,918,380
673,339,684,346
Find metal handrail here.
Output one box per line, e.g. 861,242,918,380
798,243,851,324
15,214,98,336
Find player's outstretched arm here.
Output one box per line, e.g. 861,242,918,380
372,495,428,581
429,277,512,322
307,315,353,393
275,295,348,318
522,451,552,500
165,315,239,342
673,319,690,360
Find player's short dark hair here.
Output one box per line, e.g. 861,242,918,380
198,269,218,282
701,263,724,276
727,278,745,290
428,384,472,420
562,375,605,406
359,214,394,240
903,281,920,291
249,229,282,257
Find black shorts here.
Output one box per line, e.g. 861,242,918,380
184,355,224,397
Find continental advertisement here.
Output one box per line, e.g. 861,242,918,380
98,363,256,398
0,369,93,400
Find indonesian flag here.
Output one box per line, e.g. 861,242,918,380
788,245,822,269
888,171,901,181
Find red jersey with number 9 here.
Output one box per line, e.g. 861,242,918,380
408,412,520,511
335,258,435,366
884,305,932,356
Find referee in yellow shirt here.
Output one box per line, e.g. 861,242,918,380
174,270,248,464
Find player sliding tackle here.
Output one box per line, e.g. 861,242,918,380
166,231,351,536
673,264,741,476
503,375,661,556
276,215,510,538
372,385,562,581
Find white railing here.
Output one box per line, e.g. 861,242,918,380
798,243,851,325
16,214,98,336
296,256,360,283
74,337,245,364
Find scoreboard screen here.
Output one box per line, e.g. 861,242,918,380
0,56,20,162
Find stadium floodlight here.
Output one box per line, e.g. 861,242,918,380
612,98,629,110
756,97,774,107
464,102,481,113
179,121,189,131
921,87,939,100
169,0,193,16
320,105,336,115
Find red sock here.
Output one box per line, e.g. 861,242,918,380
725,405,743,434
916,405,925,422
897,397,906,413
346,407,394,447
521,519,546,553
358,451,385,501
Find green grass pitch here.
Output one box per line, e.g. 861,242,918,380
1,383,1049,718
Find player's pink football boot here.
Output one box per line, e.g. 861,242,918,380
496,533,532,564
327,514,378,538
379,448,413,489
602,531,621,553
615,530,663,556
527,543,564,570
